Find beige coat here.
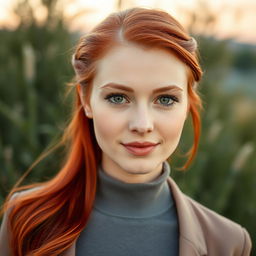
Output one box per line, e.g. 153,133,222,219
0,177,252,256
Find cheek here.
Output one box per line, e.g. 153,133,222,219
91,105,124,145
160,109,187,141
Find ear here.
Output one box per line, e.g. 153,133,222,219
77,84,93,119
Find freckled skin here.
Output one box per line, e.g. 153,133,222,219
80,43,189,183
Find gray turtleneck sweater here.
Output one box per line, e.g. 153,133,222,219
76,161,179,256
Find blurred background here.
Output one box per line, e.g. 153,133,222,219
0,0,255,251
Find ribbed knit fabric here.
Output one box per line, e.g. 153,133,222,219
76,161,179,256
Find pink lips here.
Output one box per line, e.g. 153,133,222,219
121,141,159,156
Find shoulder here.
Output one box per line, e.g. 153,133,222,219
167,177,251,255
0,192,21,255
184,194,252,255
0,186,45,255
0,185,43,223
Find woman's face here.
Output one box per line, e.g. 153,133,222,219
81,43,189,183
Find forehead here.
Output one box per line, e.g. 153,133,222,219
92,43,188,91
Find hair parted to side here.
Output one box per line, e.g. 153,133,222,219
0,7,203,255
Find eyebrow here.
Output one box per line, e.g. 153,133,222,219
100,82,183,93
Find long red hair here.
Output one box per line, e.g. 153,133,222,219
0,7,203,255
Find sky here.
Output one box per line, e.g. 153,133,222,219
0,0,256,44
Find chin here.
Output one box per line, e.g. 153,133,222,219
120,160,155,174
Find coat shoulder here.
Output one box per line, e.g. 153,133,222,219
0,186,45,256
184,194,252,255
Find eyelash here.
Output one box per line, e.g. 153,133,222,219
104,93,179,107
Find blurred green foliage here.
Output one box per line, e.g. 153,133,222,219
0,0,75,196
172,35,256,251
0,0,255,252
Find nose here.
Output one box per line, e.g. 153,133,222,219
129,105,154,134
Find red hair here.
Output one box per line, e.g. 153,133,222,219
0,7,203,255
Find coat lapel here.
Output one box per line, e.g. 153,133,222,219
167,177,207,256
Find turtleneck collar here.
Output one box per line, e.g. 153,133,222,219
94,161,173,218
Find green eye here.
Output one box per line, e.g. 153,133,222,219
157,95,178,107
104,93,128,105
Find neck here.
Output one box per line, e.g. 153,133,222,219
94,161,172,218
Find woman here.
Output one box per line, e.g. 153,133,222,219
0,7,252,256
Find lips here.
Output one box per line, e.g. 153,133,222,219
121,141,159,156
122,141,159,147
